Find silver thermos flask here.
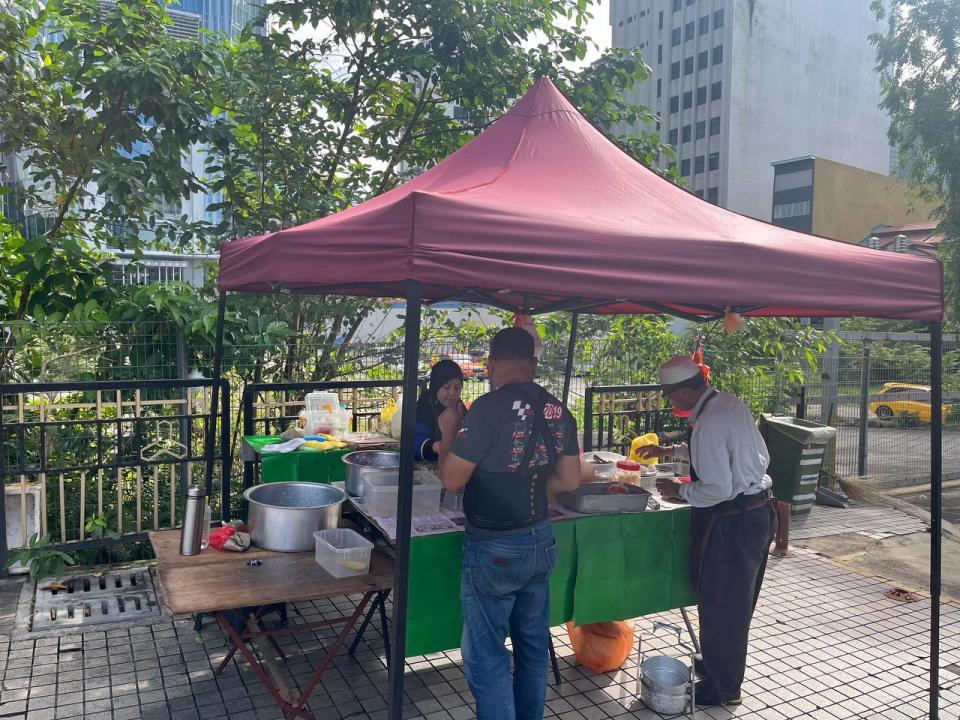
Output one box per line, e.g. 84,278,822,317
180,486,207,556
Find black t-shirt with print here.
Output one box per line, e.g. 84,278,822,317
452,382,580,474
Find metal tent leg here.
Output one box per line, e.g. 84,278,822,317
929,321,942,720
561,311,580,406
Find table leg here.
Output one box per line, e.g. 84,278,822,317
549,636,561,685
680,607,701,655
378,590,391,665
214,612,315,720
349,592,382,656
287,591,375,718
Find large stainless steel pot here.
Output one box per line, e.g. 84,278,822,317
243,482,345,552
342,450,399,498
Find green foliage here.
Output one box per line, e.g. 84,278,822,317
85,515,120,541
872,0,959,316
5,533,77,581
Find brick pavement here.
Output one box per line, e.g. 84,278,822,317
0,509,956,720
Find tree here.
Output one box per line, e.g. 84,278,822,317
872,0,960,318
0,0,219,377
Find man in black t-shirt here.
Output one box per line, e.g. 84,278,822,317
437,327,580,720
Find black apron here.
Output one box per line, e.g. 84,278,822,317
688,392,776,592
463,384,560,532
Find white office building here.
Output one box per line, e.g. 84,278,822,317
610,0,891,220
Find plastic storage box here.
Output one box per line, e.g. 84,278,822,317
362,470,441,516
314,528,373,578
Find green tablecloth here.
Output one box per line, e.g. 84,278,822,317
244,435,696,657
404,510,694,657
245,436,352,484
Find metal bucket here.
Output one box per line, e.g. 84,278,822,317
640,655,691,715
244,482,345,552
342,450,399,498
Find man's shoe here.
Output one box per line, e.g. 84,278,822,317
694,680,742,707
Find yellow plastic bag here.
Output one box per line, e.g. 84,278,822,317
629,433,660,465
566,621,634,673
380,399,398,424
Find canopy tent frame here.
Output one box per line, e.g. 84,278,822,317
203,287,944,720
211,76,946,720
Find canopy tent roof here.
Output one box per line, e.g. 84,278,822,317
219,77,944,321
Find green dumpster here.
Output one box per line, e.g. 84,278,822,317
759,416,837,516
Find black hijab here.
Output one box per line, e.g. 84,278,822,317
415,359,464,441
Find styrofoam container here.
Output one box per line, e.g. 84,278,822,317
314,528,373,578
362,470,441,516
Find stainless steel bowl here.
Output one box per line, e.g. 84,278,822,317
342,450,399,498
243,482,346,552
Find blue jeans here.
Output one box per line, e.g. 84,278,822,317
460,521,557,720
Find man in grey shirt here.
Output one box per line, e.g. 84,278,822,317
648,356,777,708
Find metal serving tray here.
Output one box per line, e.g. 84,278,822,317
558,482,651,514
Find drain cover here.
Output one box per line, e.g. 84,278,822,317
32,569,160,630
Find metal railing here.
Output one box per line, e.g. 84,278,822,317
0,378,231,570
582,383,682,454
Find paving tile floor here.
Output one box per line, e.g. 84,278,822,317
0,513,955,720
789,502,927,541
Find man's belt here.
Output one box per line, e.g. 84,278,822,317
709,489,773,515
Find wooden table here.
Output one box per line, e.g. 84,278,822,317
149,530,394,719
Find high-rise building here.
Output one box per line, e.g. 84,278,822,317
610,0,892,220
170,0,262,38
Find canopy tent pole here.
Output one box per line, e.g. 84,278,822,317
388,280,422,720
561,312,580,406
204,292,227,497
929,320,943,720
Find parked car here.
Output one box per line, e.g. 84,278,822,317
434,353,486,379
869,383,949,424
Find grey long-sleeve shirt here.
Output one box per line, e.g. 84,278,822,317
673,388,772,508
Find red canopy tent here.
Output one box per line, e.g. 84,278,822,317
214,77,946,719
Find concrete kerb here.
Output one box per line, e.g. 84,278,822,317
839,474,960,542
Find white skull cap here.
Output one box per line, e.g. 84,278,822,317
659,356,702,388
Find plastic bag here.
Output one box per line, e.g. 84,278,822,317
390,396,404,439
566,621,634,673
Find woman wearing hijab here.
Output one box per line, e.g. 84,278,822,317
415,359,466,461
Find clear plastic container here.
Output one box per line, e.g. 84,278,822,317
362,470,442,516
314,528,373,578
305,391,340,415
200,504,211,550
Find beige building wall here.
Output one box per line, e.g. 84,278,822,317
811,158,937,243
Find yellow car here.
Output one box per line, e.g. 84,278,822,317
869,383,949,424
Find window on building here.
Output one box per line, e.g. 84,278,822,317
686,0,695,5
713,8,724,28
695,189,704,198
772,200,812,219
669,128,679,145
618,20,624,27
683,90,693,109
698,50,708,70
711,81,722,100
657,79,662,98
694,155,705,174
671,61,681,80
672,28,681,46
684,56,694,75
659,11,664,29
707,187,719,204
670,95,680,113
669,161,678,172
696,86,707,105
684,21,695,40
773,168,814,192
699,15,709,35
682,124,692,142
709,116,721,135
673,0,682,11
696,120,706,139
658,44,663,63
709,152,720,171
712,45,723,64
681,158,691,176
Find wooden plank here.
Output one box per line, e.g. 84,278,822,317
149,529,278,567
153,548,394,616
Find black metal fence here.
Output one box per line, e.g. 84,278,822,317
0,378,231,570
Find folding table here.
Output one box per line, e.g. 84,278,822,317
149,530,394,720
